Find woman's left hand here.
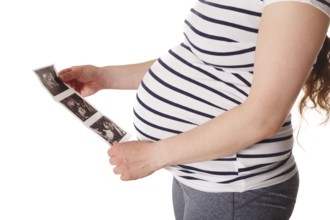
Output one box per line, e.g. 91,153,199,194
108,141,165,181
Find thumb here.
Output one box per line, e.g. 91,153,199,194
80,88,96,97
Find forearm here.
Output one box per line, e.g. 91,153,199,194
100,59,157,89
156,102,279,167
154,3,328,170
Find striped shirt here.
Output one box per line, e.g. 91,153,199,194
133,0,330,192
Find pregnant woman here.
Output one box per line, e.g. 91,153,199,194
59,1,330,219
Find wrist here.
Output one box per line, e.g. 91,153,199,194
98,66,113,89
153,140,174,169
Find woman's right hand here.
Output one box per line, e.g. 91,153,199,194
59,60,156,94
58,65,105,97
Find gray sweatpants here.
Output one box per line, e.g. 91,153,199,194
172,173,299,220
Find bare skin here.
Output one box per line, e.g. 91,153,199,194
59,2,329,181
58,60,156,95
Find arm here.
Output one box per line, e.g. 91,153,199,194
109,2,329,180
157,2,329,166
99,59,156,90
58,59,156,96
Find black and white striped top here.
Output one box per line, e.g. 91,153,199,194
133,0,330,192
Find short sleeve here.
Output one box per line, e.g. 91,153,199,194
262,0,330,17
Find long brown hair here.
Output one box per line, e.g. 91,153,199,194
299,36,330,124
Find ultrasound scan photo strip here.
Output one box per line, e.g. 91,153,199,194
33,64,132,146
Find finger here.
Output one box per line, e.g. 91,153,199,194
113,166,122,175
80,88,95,97
113,166,133,181
107,145,118,157
109,156,118,165
120,175,130,181
58,66,81,82
57,67,71,75
107,147,114,157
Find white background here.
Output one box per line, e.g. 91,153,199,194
0,0,329,219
